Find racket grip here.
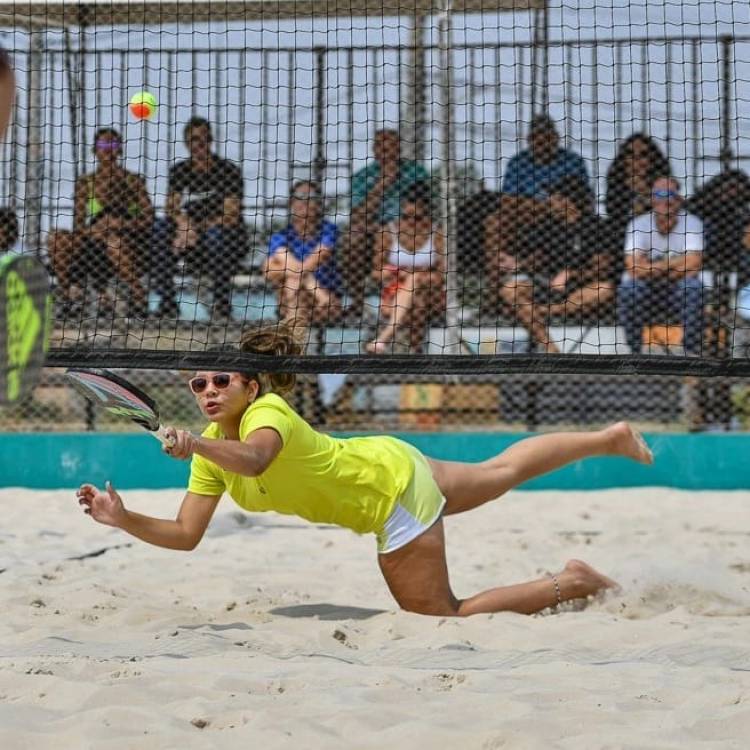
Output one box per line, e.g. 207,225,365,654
154,424,177,448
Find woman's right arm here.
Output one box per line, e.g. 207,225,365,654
77,482,220,551
73,177,88,232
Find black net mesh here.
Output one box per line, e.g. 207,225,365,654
2,1,750,431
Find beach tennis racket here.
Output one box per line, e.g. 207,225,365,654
65,368,176,447
0,254,52,406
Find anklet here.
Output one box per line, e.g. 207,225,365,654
551,575,562,606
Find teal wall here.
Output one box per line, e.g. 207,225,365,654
1,432,749,490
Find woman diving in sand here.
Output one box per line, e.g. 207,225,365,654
76,323,653,617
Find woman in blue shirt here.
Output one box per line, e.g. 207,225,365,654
264,181,343,327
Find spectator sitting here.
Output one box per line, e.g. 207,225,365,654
606,133,671,249
264,180,343,330
686,169,750,279
151,116,247,321
367,183,445,354
485,114,591,297
617,177,705,355
498,175,600,353
48,128,153,317
0,207,19,254
343,128,430,320
455,183,502,279
735,213,750,319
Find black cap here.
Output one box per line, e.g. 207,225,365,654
529,113,557,135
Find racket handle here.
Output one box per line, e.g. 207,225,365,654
153,424,177,448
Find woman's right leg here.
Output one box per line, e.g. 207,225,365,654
378,520,616,616
369,285,414,351
549,281,615,318
48,230,76,300
429,421,653,516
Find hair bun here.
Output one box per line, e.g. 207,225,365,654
239,322,303,396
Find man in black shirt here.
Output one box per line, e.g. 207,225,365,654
151,116,247,321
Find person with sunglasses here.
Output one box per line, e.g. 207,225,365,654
263,180,343,331
605,133,672,251
48,127,153,319
367,183,445,353
617,176,705,355
76,321,654,617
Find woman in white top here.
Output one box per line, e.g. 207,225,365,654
367,185,446,353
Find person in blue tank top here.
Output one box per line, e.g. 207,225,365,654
264,180,343,329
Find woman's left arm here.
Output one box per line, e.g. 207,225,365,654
426,229,447,284
166,426,283,477
301,223,337,273
300,243,332,273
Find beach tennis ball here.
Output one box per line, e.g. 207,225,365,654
129,91,157,120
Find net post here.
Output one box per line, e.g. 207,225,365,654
402,13,427,164
313,46,327,188
438,0,461,357
719,34,734,172
23,29,44,256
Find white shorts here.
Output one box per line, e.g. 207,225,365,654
375,443,446,554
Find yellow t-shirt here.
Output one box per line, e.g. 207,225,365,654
187,393,415,535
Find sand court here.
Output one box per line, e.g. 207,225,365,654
0,486,749,749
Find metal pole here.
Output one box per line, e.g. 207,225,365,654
78,9,89,166
531,4,550,115
313,47,327,188
438,1,460,356
541,3,550,112
719,34,733,172
23,30,44,256
403,14,426,163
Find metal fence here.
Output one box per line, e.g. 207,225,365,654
4,30,750,247
2,24,750,432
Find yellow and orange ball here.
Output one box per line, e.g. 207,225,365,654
129,91,157,121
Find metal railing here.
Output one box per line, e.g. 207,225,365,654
1,30,747,253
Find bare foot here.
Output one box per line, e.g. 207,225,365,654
605,421,654,465
558,559,620,601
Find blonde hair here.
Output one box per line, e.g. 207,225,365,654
239,321,303,397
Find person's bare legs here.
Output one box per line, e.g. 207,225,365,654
265,251,308,321
103,232,147,308
300,273,343,325
548,282,615,319
500,277,559,353
406,272,444,352
342,216,373,318
368,284,414,352
429,421,653,516
378,520,617,616
48,230,77,302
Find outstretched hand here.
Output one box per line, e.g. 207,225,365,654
76,481,126,527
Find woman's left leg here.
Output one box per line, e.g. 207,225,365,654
378,519,616,616
429,421,653,516
105,232,147,308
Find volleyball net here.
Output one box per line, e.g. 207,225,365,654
2,0,750,431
